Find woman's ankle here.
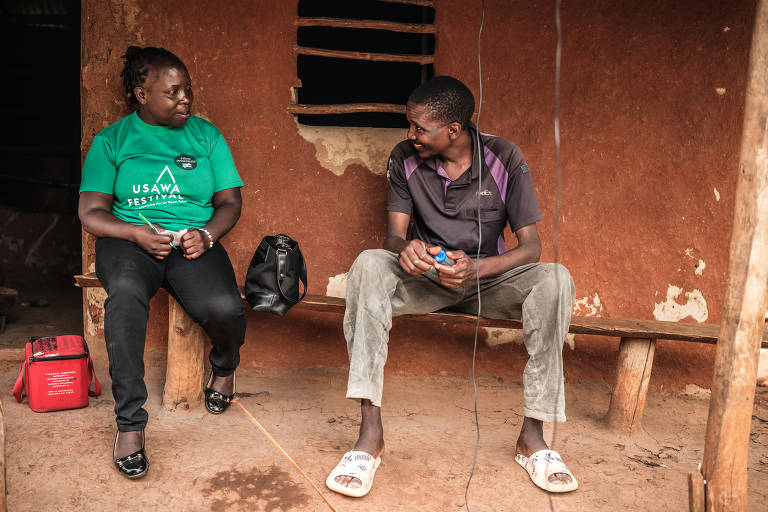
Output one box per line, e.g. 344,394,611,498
114,429,144,459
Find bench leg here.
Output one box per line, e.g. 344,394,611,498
162,297,206,411
606,336,656,432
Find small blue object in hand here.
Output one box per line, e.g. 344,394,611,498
433,248,455,266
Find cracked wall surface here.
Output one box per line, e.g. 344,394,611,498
79,0,756,391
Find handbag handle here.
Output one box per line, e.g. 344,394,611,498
275,247,307,305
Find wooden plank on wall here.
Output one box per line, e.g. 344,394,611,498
376,0,434,7
295,45,434,64
287,103,406,115
296,17,436,34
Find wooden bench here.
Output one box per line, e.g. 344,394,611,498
74,272,768,432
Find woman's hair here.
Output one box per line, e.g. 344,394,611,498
408,76,475,128
120,46,186,107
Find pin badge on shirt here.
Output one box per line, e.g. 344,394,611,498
175,154,197,170
520,164,530,173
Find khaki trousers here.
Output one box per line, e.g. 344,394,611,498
343,249,575,422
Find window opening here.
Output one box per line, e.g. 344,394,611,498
291,0,435,128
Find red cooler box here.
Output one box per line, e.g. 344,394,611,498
13,335,101,412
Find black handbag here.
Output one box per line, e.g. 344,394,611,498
245,234,307,316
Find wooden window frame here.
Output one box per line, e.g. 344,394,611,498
289,0,434,120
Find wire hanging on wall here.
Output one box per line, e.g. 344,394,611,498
464,0,565,510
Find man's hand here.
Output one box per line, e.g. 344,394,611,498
180,229,209,260
133,225,173,260
433,249,478,288
398,239,436,275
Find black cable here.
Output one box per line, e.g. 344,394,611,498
466,2,564,510
464,1,485,510
548,1,564,510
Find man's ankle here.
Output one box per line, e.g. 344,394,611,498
516,417,548,456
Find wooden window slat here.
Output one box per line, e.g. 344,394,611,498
376,0,434,7
295,45,434,64
296,17,436,34
287,103,406,115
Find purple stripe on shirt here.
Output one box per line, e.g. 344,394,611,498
404,154,420,181
484,146,508,204
436,166,451,196
497,234,506,255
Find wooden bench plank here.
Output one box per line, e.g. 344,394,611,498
74,273,768,345
74,270,768,433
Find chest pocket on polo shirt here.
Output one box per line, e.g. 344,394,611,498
478,207,508,239
479,207,505,222
462,207,505,220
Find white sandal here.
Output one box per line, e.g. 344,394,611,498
325,450,382,498
515,449,578,493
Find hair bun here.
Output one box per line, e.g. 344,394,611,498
123,45,143,62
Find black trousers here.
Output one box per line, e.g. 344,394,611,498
95,238,246,431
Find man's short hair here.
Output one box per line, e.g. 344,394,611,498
408,76,475,128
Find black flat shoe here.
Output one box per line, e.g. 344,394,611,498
113,431,149,479
205,370,235,415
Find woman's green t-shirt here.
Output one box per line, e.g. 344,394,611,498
80,112,244,231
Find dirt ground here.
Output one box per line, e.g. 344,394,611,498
1,282,767,511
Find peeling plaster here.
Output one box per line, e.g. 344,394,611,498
573,293,603,316
714,187,720,201
684,248,706,276
326,273,348,298
484,328,575,350
484,327,524,348
295,119,405,176
653,285,709,323
86,288,107,338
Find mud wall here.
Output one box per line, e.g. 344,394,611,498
81,0,754,392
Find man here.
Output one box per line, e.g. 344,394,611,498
325,76,578,497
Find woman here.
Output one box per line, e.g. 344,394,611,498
79,46,246,479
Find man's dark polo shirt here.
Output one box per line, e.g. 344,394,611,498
387,123,541,258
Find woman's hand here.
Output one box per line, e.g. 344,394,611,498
133,225,174,260
180,229,209,260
